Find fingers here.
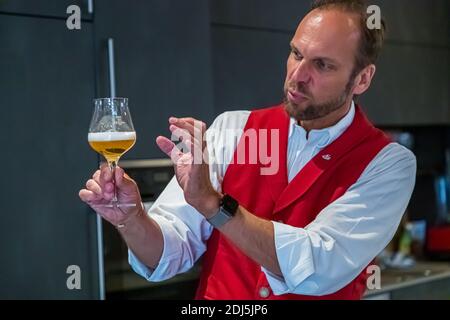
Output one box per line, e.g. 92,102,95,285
92,169,100,182
156,136,185,164
86,179,102,196
84,177,113,199
79,189,99,202
80,166,140,208
157,117,207,164
114,166,137,192
79,188,113,204
156,135,175,155
169,117,205,138
168,123,204,157
92,167,114,193
172,117,207,133
169,117,206,145
99,165,113,185
169,125,196,154
80,168,113,203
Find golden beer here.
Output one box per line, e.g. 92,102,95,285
88,132,136,163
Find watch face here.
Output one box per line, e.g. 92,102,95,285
222,194,238,215
223,196,233,207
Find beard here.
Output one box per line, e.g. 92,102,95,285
284,76,354,121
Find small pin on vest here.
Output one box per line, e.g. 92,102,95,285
322,154,332,161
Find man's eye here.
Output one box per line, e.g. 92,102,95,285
291,49,302,60
316,60,329,70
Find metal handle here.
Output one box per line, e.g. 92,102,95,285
96,215,105,300
87,0,94,14
107,38,117,98
95,37,116,301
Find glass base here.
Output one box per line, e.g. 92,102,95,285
92,202,137,208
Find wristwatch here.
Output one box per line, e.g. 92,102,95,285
207,194,239,228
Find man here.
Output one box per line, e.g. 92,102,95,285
79,0,416,299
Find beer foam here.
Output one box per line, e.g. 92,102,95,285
88,131,136,142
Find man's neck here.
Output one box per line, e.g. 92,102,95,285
298,100,353,133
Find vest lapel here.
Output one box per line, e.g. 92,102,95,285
262,107,289,202
273,105,375,214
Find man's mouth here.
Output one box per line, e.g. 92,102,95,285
287,89,308,104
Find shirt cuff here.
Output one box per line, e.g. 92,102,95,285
128,214,184,282
261,221,315,295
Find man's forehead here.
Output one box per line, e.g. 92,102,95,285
292,9,360,58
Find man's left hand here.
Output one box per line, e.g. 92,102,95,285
156,117,221,218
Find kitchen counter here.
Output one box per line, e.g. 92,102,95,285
364,261,450,299
107,258,450,299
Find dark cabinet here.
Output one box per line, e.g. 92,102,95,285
212,0,450,47
0,14,100,299
94,0,214,160
360,45,450,126
371,0,450,47
211,0,308,32
0,0,93,19
360,0,450,125
211,27,289,114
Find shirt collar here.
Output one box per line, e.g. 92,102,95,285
288,101,356,148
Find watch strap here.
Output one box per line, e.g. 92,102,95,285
207,194,238,228
207,207,233,228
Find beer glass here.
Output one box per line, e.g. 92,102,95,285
88,98,136,208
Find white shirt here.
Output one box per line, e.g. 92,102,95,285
129,102,417,296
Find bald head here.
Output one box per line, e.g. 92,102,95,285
296,9,361,71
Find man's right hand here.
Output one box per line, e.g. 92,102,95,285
79,164,144,227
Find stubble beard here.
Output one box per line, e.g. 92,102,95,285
284,77,354,121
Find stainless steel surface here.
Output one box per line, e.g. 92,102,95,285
87,0,94,14
96,215,106,300
120,158,172,169
365,261,450,298
96,36,115,301
107,38,116,98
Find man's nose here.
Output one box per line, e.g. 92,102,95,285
290,60,311,84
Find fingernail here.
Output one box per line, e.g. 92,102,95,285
169,117,177,123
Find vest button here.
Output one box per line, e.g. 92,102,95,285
259,286,270,298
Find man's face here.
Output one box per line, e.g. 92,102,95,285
284,9,361,121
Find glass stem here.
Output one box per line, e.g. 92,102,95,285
109,160,118,204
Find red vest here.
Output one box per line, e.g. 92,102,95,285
195,104,391,300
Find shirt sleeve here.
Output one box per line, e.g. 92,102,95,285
128,176,213,281
128,110,250,281
261,143,417,296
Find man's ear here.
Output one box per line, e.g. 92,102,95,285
352,64,376,96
